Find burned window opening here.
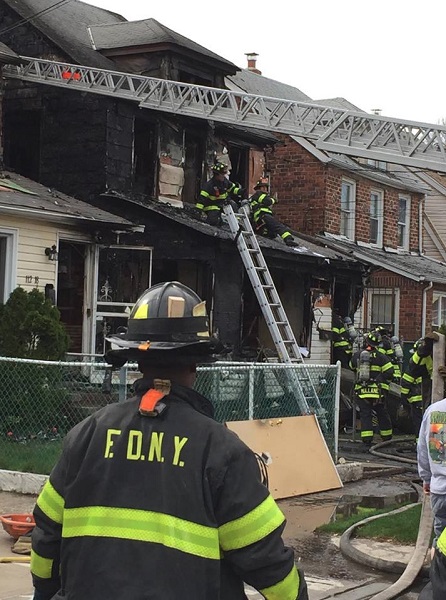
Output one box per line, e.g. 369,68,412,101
4,110,41,180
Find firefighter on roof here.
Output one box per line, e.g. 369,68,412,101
249,179,299,247
31,281,308,600
195,162,245,226
350,330,394,448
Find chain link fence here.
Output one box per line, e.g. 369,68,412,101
0,357,340,475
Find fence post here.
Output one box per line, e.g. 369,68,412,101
119,365,127,402
334,361,341,463
248,366,254,420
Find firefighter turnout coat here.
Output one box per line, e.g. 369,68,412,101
31,378,307,600
196,176,243,214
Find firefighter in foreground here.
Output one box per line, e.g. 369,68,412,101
419,525,446,600
196,162,245,226
249,179,299,247
350,331,394,448
331,311,356,368
30,281,308,600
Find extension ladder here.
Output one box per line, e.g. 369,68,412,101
222,203,326,421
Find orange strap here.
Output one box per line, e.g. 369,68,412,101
139,389,166,416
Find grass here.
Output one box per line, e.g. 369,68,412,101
317,503,423,545
0,438,62,475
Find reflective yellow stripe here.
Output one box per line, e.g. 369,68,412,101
203,205,220,211
380,429,392,437
200,190,210,198
438,530,446,556
382,362,393,372
31,550,53,579
361,431,374,438
260,565,299,600
219,495,284,552
37,480,64,525
62,506,219,560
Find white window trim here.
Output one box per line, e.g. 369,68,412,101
398,195,411,251
340,178,356,241
0,227,18,303
366,287,400,337
369,189,384,248
432,292,446,327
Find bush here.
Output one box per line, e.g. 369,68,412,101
0,287,69,360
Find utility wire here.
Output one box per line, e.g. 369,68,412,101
0,0,73,37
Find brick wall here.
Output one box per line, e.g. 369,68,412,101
267,134,423,251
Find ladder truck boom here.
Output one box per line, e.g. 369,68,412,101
3,56,446,174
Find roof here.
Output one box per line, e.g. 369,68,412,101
318,233,446,285
102,192,359,266
89,18,238,71
0,41,21,64
312,97,363,112
0,171,132,226
2,0,125,68
226,69,312,103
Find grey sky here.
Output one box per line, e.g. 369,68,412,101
84,0,445,126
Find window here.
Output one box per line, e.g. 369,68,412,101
0,229,17,304
370,190,383,246
340,179,356,240
366,288,399,335
367,159,387,171
432,294,446,327
398,195,410,249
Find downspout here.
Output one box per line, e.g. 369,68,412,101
419,195,425,254
421,280,433,337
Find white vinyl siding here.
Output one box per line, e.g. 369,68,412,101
0,227,17,303
340,179,356,240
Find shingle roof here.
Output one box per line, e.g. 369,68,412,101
313,97,363,112
0,41,21,64
318,234,446,285
0,171,132,226
2,0,125,68
227,69,312,103
89,18,238,71
102,191,359,265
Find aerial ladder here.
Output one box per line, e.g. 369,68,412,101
4,55,446,420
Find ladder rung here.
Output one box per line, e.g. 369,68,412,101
248,248,260,253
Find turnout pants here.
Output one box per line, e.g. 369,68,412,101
356,395,393,445
419,551,446,600
254,213,292,240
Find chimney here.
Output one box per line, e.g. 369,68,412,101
245,52,261,75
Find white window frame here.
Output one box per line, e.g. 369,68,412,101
398,195,411,250
0,227,18,303
340,179,356,240
432,293,446,327
369,189,384,247
366,288,400,336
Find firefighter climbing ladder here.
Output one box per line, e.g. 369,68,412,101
4,56,446,174
222,203,324,419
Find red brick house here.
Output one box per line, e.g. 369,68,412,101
229,68,446,348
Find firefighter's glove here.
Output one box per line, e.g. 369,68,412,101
438,365,446,378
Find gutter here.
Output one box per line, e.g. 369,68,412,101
422,281,433,337
0,204,132,227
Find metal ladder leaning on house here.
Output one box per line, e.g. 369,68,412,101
222,202,327,423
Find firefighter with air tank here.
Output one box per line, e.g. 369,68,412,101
350,330,394,449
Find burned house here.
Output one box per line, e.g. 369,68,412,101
0,0,365,362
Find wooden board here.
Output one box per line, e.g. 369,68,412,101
227,415,343,499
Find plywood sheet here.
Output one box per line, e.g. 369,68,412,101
227,415,342,499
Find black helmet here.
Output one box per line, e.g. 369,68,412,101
106,281,224,366
212,162,228,174
254,178,269,190
364,330,381,348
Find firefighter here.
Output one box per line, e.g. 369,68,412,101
331,311,354,368
418,528,446,600
249,179,299,247
195,162,245,226
350,330,394,448
30,281,308,600
401,335,435,438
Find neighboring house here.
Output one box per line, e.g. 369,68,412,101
230,60,446,346
0,170,135,354
0,0,367,363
